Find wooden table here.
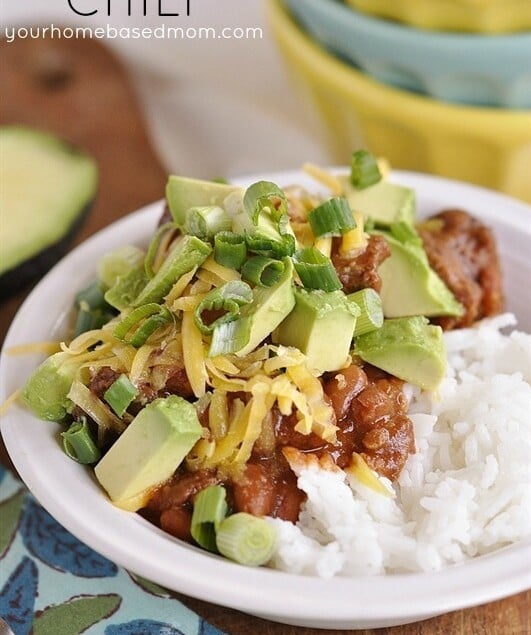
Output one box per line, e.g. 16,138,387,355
0,34,528,635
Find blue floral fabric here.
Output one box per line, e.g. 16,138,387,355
0,465,226,635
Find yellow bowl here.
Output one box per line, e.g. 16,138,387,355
268,0,531,203
347,0,531,34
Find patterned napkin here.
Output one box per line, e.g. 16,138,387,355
0,464,225,635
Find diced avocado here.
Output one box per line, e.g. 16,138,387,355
94,395,202,507
166,175,243,228
209,258,295,357
22,353,76,421
133,235,211,306
339,177,415,227
355,316,446,391
378,232,463,318
0,126,98,296
273,288,359,373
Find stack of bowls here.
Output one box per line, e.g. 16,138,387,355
268,0,531,202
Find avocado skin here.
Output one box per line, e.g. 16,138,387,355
0,199,92,298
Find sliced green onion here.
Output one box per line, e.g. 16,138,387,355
194,280,253,335
245,232,295,258
129,307,173,347
350,150,382,190
75,281,106,311
103,374,138,417
61,418,101,464
74,282,114,337
293,247,342,292
134,235,212,306
211,177,229,184
185,206,232,240
191,485,228,552
214,232,247,270
208,316,252,357
98,245,145,289
215,512,276,567
144,222,178,279
347,288,384,336
243,181,287,225
113,303,172,347
113,303,161,339
308,197,355,238
73,308,111,338
241,256,285,287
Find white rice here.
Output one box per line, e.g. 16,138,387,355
269,314,531,576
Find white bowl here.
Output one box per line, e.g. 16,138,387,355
1,170,530,630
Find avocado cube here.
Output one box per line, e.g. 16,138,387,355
273,289,359,374
94,395,202,506
22,352,76,421
166,175,242,227
355,316,446,391
340,178,415,227
378,234,463,318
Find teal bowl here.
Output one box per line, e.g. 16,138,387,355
284,0,531,108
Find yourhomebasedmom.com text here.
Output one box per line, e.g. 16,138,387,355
4,23,264,43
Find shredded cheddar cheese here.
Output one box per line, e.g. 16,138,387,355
130,344,155,385
181,303,208,398
6,342,61,356
0,389,21,416
302,163,343,196
346,453,393,498
166,267,198,307
67,380,126,442
341,212,368,254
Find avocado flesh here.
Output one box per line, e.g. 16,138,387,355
94,395,202,507
378,234,463,318
274,288,359,374
166,175,243,227
339,177,415,227
355,317,446,391
133,235,211,306
22,352,76,421
0,126,98,294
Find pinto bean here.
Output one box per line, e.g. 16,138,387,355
232,463,275,517
160,507,192,542
323,365,368,421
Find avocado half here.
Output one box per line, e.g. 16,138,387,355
0,126,98,297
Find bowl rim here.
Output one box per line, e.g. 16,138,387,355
1,169,531,627
270,0,531,124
